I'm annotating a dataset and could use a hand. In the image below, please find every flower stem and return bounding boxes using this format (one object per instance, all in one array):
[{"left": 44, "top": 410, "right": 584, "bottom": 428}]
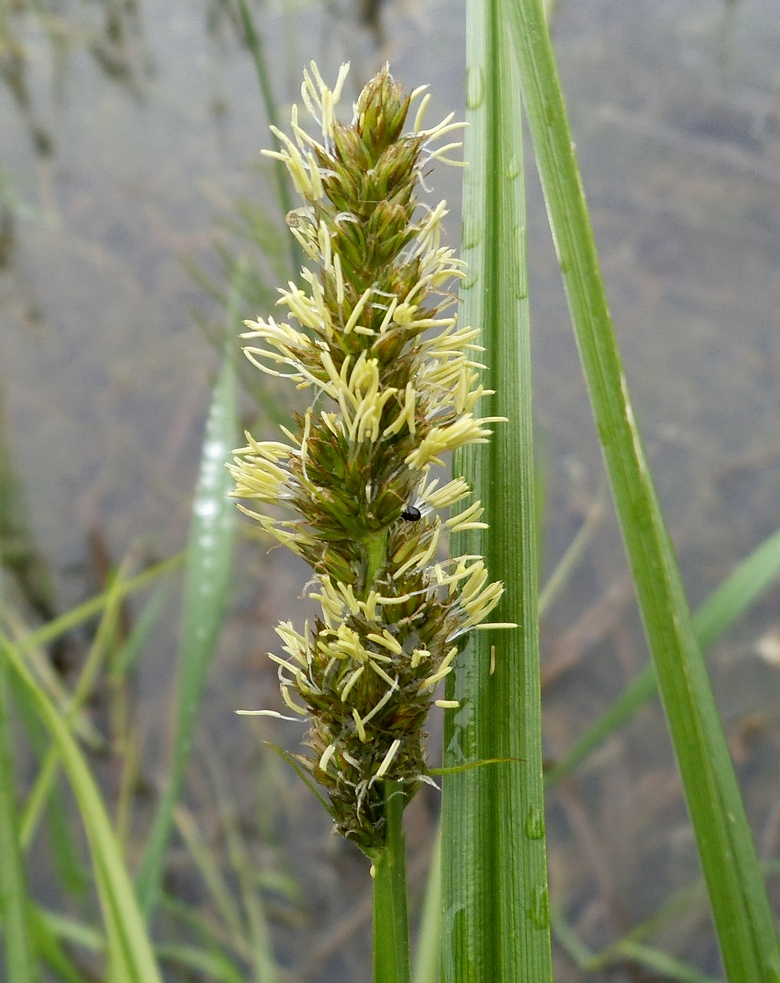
[{"left": 373, "top": 781, "right": 411, "bottom": 983}]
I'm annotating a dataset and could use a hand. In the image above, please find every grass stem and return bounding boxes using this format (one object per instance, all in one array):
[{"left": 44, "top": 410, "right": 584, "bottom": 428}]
[{"left": 373, "top": 782, "right": 411, "bottom": 983}]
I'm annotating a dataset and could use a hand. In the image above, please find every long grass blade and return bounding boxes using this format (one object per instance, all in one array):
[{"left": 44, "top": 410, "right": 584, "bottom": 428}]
[
  {"left": 441, "top": 0, "right": 552, "bottom": 978},
  {"left": 505, "top": 0, "right": 780, "bottom": 976},
  {"left": 199, "top": 737, "right": 277, "bottom": 983},
  {"left": 1, "top": 633, "right": 163, "bottom": 983},
  {"left": 5, "top": 663, "right": 89, "bottom": 896},
  {"left": 29, "top": 906, "right": 89, "bottom": 983},
  {"left": 16, "top": 553, "right": 183, "bottom": 655},
  {"left": 412, "top": 822, "right": 441, "bottom": 983},
  {"left": 20, "top": 555, "right": 134, "bottom": 848},
  {"left": 111, "top": 581, "right": 171, "bottom": 679},
  {"left": 135, "top": 325, "right": 239, "bottom": 915},
  {"left": 610, "top": 943, "right": 723, "bottom": 983},
  {"left": 0, "top": 659, "right": 39, "bottom": 983},
  {"left": 693, "top": 524, "right": 780, "bottom": 653},
  {"left": 547, "top": 523, "right": 780, "bottom": 785},
  {"left": 155, "top": 944, "right": 246, "bottom": 983},
  {"left": 175, "top": 806, "right": 247, "bottom": 947},
  {"left": 236, "top": 0, "right": 298, "bottom": 275}
]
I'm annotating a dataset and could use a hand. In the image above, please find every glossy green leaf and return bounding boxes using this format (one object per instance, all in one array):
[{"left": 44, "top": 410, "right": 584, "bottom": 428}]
[
  {"left": 16, "top": 554, "right": 183, "bottom": 656},
  {"left": 20, "top": 555, "right": 133, "bottom": 850},
  {"left": 441, "top": 0, "right": 552, "bottom": 978},
  {"left": 111, "top": 582, "right": 171, "bottom": 679},
  {"left": 0, "top": 659, "right": 39, "bottom": 983},
  {"left": 135, "top": 314, "right": 239, "bottom": 915},
  {"left": 546, "top": 524, "right": 780, "bottom": 785},
  {"left": 29, "top": 906, "right": 91, "bottom": 983},
  {"left": 1, "top": 633, "right": 163, "bottom": 983},
  {"left": 197, "top": 742, "right": 278, "bottom": 983},
  {"left": 155, "top": 944, "right": 245, "bottom": 983},
  {"left": 412, "top": 823, "right": 441, "bottom": 983},
  {"left": 505, "top": 0, "right": 780, "bottom": 977}
]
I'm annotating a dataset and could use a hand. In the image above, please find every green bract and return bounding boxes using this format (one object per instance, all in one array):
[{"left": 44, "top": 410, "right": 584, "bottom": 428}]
[{"left": 230, "top": 63, "right": 510, "bottom": 853}]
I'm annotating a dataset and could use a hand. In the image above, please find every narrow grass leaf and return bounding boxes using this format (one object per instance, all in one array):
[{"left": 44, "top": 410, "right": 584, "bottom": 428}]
[
  {"left": 547, "top": 523, "right": 780, "bottom": 785},
  {"left": 236, "top": 0, "right": 298, "bottom": 275},
  {"left": 412, "top": 822, "right": 441, "bottom": 983},
  {"left": 16, "top": 553, "right": 183, "bottom": 655},
  {"left": 8, "top": 667, "right": 89, "bottom": 895},
  {"left": 136, "top": 332, "right": 239, "bottom": 915},
  {"left": 694, "top": 523, "right": 780, "bottom": 653},
  {"left": 3, "top": 606, "right": 104, "bottom": 752},
  {"left": 43, "top": 773, "right": 90, "bottom": 896},
  {"left": 158, "top": 893, "right": 253, "bottom": 963},
  {"left": 442, "top": 0, "right": 552, "bottom": 979},
  {"left": 1, "top": 634, "right": 163, "bottom": 983},
  {"left": 155, "top": 944, "right": 246, "bottom": 983},
  {"left": 0, "top": 660, "right": 39, "bottom": 983},
  {"left": 607, "top": 943, "right": 724, "bottom": 983},
  {"left": 35, "top": 907, "right": 104, "bottom": 955},
  {"left": 20, "top": 556, "right": 133, "bottom": 849},
  {"left": 175, "top": 806, "right": 247, "bottom": 947},
  {"left": 199, "top": 738, "right": 277, "bottom": 983},
  {"left": 549, "top": 903, "right": 596, "bottom": 967},
  {"left": 29, "top": 910, "right": 89, "bottom": 983},
  {"left": 505, "top": 0, "right": 780, "bottom": 976},
  {"left": 111, "top": 582, "right": 171, "bottom": 678}
]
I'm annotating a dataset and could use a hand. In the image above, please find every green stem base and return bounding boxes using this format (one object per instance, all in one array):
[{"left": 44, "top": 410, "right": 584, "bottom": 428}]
[{"left": 373, "top": 781, "right": 411, "bottom": 983}]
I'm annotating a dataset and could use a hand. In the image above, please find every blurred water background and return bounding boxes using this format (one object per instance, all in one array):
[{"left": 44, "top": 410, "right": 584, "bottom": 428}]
[{"left": 1, "top": 0, "right": 779, "bottom": 979}]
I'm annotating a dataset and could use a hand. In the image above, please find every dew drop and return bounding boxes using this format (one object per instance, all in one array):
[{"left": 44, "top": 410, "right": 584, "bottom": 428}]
[
  {"left": 466, "top": 66, "right": 484, "bottom": 110},
  {"left": 462, "top": 219, "right": 482, "bottom": 251},
  {"left": 194, "top": 498, "right": 219, "bottom": 519},
  {"left": 524, "top": 806, "right": 545, "bottom": 840},
  {"left": 526, "top": 886, "right": 550, "bottom": 930}
]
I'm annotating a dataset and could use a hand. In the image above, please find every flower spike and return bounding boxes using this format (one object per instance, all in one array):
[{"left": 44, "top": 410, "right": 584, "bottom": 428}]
[{"left": 231, "top": 64, "right": 510, "bottom": 853}]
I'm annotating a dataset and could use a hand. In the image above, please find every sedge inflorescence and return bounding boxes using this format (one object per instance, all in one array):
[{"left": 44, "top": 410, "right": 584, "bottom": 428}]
[{"left": 231, "top": 62, "right": 509, "bottom": 853}]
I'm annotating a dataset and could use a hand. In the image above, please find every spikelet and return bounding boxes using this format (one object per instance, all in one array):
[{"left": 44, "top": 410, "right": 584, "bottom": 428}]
[{"left": 231, "top": 63, "right": 511, "bottom": 853}]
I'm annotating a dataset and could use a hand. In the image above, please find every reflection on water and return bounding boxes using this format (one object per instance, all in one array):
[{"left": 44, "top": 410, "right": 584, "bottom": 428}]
[{"left": 1, "top": 0, "right": 779, "bottom": 979}]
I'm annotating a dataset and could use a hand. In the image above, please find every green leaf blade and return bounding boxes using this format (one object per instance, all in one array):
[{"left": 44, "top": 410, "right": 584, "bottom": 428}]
[
  {"left": 505, "top": 0, "right": 780, "bottom": 978},
  {"left": 547, "top": 523, "right": 780, "bottom": 786},
  {"left": 1, "top": 636, "right": 163, "bottom": 983},
  {"left": 441, "top": 0, "right": 553, "bottom": 979},
  {"left": 0, "top": 661, "right": 40, "bottom": 983},
  {"left": 136, "top": 335, "right": 239, "bottom": 916}
]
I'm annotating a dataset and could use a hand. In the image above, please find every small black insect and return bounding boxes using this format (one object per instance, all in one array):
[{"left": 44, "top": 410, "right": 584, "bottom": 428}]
[{"left": 400, "top": 505, "right": 422, "bottom": 522}]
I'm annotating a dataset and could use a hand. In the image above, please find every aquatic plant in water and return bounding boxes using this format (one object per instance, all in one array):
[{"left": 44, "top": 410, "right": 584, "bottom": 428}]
[{"left": 230, "top": 63, "right": 510, "bottom": 855}]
